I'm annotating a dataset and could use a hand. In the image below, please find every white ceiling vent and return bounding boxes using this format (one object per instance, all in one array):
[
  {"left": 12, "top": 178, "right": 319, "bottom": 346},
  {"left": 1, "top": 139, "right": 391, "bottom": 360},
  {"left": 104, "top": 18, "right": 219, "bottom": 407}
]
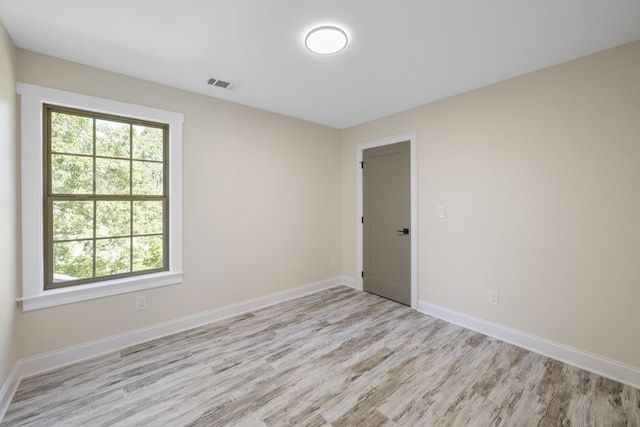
[{"left": 206, "top": 76, "right": 239, "bottom": 91}]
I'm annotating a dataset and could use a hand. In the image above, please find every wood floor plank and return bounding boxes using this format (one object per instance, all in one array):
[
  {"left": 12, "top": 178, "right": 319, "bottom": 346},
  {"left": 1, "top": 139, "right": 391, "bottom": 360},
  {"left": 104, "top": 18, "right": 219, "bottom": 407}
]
[{"left": 2, "top": 286, "right": 638, "bottom": 426}]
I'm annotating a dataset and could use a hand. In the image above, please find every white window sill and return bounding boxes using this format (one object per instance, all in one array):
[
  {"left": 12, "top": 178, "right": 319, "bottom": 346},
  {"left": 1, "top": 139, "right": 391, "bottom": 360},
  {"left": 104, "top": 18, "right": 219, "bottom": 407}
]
[{"left": 18, "top": 271, "right": 183, "bottom": 311}]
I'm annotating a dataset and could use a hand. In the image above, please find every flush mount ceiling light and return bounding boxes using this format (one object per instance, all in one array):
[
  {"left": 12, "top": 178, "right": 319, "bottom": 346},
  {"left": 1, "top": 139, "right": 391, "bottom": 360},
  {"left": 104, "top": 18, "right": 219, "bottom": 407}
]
[{"left": 305, "top": 26, "right": 348, "bottom": 55}]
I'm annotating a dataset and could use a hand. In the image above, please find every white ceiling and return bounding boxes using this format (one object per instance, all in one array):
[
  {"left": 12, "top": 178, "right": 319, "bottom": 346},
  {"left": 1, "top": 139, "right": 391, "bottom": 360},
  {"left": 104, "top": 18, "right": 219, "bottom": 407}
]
[{"left": 1, "top": 0, "right": 639, "bottom": 129}]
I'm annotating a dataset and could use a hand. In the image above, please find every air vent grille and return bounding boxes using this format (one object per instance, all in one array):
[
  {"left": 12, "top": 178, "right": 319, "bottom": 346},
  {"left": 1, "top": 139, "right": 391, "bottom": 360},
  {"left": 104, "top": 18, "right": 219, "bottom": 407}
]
[{"left": 206, "top": 76, "right": 238, "bottom": 91}]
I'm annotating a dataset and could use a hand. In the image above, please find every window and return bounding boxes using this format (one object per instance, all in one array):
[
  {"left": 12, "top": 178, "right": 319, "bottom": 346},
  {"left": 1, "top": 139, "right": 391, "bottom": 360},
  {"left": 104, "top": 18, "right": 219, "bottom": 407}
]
[
  {"left": 44, "top": 105, "right": 168, "bottom": 289},
  {"left": 18, "top": 83, "right": 183, "bottom": 311}
]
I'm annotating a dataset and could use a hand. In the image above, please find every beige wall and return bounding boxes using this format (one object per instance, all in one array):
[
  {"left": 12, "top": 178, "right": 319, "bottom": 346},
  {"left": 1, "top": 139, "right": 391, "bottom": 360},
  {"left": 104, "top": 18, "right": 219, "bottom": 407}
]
[
  {"left": 0, "top": 22, "right": 19, "bottom": 385},
  {"left": 16, "top": 50, "right": 342, "bottom": 357},
  {"left": 342, "top": 41, "right": 640, "bottom": 368}
]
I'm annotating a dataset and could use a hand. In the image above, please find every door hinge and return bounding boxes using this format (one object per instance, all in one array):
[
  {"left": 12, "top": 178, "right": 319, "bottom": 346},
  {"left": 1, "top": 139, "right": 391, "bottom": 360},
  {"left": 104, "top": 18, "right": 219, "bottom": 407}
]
[
  {"left": 361, "top": 216, "right": 364, "bottom": 224},
  {"left": 361, "top": 271, "right": 364, "bottom": 278},
  {"left": 360, "top": 161, "right": 364, "bottom": 169}
]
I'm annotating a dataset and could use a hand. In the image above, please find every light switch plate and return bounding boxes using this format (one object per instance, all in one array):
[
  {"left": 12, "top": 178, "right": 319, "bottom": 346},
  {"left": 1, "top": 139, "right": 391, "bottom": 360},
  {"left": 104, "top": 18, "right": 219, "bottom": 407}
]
[{"left": 488, "top": 291, "right": 499, "bottom": 306}]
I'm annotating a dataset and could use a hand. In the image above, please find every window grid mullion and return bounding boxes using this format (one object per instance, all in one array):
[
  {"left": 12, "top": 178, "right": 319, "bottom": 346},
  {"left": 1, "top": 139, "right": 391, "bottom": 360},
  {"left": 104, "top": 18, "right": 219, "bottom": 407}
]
[
  {"left": 92, "top": 200, "right": 97, "bottom": 279},
  {"left": 130, "top": 200, "right": 134, "bottom": 273},
  {"left": 92, "top": 118, "right": 97, "bottom": 280},
  {"left": 129, "top": 124, "right": 134, "bottom": 273}
]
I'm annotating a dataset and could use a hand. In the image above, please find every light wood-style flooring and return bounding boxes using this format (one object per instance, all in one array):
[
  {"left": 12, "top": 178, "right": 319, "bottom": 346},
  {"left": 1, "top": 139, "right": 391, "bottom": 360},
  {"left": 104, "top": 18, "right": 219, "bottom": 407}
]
[{"left": 3, "top": 286, "right": 639, "bottom": 426}]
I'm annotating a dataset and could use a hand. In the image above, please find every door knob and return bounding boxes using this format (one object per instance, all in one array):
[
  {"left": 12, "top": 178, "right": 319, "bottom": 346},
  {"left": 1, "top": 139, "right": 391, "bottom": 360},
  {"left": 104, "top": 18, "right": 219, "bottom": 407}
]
[{"left": 396, "top": 228, "right": 410, "bottom": 235}]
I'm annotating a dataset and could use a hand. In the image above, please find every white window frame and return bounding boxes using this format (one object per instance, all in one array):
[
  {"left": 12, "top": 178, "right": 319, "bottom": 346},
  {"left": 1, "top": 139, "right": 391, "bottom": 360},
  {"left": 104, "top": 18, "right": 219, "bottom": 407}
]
[{"left": 17, "top": 83, "right": 184, "bottom": 311}]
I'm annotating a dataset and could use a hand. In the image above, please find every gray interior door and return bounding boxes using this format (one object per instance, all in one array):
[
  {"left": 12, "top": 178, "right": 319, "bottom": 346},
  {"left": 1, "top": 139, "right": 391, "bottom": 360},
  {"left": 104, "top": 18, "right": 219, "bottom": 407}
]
[{"left": 363, "top": 141, "right": 411, "bottom": 305}]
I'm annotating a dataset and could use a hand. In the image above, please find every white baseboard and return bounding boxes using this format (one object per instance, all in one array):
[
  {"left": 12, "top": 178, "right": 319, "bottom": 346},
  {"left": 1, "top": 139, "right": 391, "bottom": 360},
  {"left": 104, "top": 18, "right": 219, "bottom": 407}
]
[
  {"left": 0, "top": 364, "right": 20, "bottom": 423},
  {"left": 341, "top": 276, "right": 359, "bottom": 290},
  {"left": 1, "top": 276, "right": 351, "bottom": 421},
  {"left": 418, "top": 300, "right": 640, "bottom": 390}
]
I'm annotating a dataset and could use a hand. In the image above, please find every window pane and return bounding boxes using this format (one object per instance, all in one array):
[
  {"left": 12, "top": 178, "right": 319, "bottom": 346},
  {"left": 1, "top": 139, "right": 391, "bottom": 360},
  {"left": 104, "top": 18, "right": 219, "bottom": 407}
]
[
  {"left": 51, "top": 154, "right": 93, "bottom": 194},
  {"left": 133, "top": 125, "right": 163, "bottom": 161},
  {"left": 132, "top": 161, "right": 163, "bottom": 195},
  {"left": 51, "top": 112, "right": 93, "bottom": 155},
  {"left": 96, "top": 158, "right": 130, "bottom": 195},
  {"left": 53, "top": 240, "right": 93, "bottom": 282},
  {"left": 133, "top": 201, "right": 163, "bottom": 235},
  {"left": 133, "top": 235, "right": 163, "bottom": 271},
  {"left": 96, "top": 238, "right": 131, "bottom": 276},
  {"left": 96, "top": 201, "right": 130, "bottom": 238},
  {"left": 53, "top": 201, "right": 93, "bottom": 241},
  {"left": 96, "top": 119, "right": 130, "bottom": 158}
]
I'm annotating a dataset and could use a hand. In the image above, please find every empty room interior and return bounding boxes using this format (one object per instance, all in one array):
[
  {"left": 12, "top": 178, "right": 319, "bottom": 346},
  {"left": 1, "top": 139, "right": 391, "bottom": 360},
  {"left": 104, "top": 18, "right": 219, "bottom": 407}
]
[{"left": 1, "top": 1, "right": 640, "bottom": 425}]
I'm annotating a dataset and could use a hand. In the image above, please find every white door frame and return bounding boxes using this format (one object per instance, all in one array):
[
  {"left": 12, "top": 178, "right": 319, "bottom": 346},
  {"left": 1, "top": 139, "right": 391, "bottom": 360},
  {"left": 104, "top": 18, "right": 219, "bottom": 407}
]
[{"left": 356, "top": 131, "right": 418, "bottom": 309}]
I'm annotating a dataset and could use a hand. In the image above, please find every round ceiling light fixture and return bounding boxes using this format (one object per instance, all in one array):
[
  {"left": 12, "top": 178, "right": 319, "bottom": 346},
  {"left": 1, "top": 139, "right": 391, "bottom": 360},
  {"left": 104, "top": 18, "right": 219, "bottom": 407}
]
[{"left": 305, "top": 26, "right": 348, "bottom": 55}]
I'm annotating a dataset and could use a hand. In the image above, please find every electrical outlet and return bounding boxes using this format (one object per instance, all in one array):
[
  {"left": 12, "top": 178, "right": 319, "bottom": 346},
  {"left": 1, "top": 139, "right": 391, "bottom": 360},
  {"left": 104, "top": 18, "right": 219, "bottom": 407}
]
[
  {"left": 488, "top": 291, "right": 499, "bottom": 306},
  {"left": 135, "top": 295, "right": 147, "bottom": 311},
  {"left": 330, "top": 256, "right": 336, "bottom": 268}
]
